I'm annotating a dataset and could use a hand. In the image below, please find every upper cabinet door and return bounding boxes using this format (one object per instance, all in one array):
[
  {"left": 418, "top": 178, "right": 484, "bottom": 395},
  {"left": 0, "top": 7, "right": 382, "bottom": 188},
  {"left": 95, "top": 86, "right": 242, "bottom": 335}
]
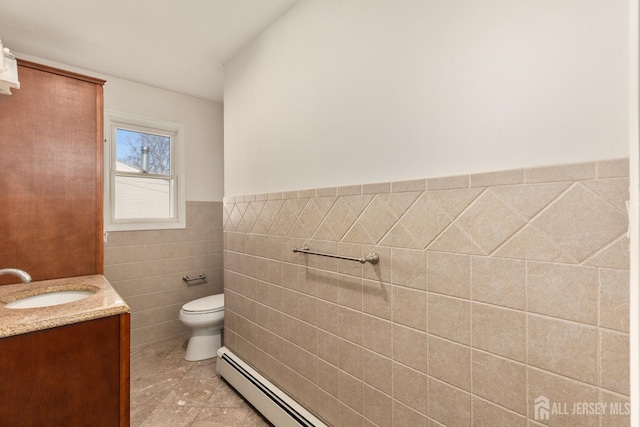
[{"left": 0, "top": 61, "right": 106, "bottom": 284}]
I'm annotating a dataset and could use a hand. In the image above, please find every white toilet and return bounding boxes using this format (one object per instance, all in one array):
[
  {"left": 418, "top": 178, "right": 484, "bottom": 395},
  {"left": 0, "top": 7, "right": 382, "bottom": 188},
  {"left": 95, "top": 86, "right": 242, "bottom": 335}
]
[{"left": 179, "top": 293, "right": 225, "bottom": 361}]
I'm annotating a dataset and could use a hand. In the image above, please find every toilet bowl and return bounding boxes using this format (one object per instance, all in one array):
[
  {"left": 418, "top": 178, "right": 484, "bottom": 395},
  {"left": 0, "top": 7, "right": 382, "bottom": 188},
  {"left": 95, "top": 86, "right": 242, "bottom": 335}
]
[{"left": 179, "top": 293, "right": 224, "bottom": 361}]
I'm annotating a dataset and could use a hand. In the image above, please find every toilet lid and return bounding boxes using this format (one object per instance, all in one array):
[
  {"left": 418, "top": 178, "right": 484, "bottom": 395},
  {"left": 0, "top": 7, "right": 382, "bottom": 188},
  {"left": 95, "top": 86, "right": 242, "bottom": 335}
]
[{"left": 182, "top": 294, "right": 224, "bottom": 313}]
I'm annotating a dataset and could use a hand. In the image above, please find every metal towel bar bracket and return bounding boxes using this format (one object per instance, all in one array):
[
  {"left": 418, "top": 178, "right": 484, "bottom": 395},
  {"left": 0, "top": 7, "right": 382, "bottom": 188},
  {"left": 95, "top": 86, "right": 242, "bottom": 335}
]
[
  {"left": 293, "top": 244, "right": 379, "bottom": 265},
  {"left": 183, "top": 273, "right": 207, "bottom": 282}
]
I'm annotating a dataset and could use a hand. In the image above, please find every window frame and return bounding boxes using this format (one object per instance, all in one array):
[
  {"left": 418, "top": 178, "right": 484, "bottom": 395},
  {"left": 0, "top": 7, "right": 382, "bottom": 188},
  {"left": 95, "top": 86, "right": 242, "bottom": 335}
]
[{"left": 104, "top": 110, "right": 186, "bottom": 231}]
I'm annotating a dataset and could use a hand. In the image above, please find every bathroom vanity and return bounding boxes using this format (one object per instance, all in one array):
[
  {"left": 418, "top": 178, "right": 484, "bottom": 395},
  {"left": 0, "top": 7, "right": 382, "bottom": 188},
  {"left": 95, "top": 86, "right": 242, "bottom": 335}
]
[
  {"left": 0, "top": 275, "right": 130, "bottom": 426},
  {"left": 0, "top": 58, "right": 127, "bottom": 425}
]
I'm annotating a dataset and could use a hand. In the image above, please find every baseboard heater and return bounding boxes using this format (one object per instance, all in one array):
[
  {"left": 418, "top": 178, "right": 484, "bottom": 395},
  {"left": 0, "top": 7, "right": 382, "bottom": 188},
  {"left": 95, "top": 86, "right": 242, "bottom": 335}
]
[{"left": 216, "top": 347, "right": 327, "bottom": 427}]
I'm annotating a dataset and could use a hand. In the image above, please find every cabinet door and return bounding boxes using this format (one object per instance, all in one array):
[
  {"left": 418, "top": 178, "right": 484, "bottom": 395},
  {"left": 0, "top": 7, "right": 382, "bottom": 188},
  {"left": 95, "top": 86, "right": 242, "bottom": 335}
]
[
  {"left": 0, "top": 315, "right": 130, "bottom": 426},
  {"left": 0, "top": 61, "right": 105, "bottom": 283}
]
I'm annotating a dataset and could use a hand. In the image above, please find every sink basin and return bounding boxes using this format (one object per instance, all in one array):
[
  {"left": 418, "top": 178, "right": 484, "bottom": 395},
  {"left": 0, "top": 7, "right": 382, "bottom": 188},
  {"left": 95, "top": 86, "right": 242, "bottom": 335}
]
[{"left": 5, "top": 290, "right": 95, "bottom": 309}]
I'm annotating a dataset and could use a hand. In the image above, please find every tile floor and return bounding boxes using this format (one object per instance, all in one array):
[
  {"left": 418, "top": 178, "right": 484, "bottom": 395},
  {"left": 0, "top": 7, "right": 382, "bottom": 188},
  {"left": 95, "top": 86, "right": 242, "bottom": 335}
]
[{"left": 130, "top": 336, "right": 272, "bottom": 427}]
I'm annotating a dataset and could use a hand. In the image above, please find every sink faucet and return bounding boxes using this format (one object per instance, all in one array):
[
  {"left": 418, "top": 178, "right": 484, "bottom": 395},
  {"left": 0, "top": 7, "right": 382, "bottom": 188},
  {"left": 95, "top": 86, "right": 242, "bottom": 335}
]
[{"left": 0, "top": 268, "right": 32, "bottom": 283}]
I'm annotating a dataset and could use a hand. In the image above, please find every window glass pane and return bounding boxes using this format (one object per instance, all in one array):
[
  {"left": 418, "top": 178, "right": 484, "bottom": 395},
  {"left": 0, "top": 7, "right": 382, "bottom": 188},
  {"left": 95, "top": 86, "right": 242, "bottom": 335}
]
[
  {"left": 114, "top": 175, "right": 173, "bottom": 219},
  {"left": 115, "top": 128, "right": 171, "bottom": 175}
]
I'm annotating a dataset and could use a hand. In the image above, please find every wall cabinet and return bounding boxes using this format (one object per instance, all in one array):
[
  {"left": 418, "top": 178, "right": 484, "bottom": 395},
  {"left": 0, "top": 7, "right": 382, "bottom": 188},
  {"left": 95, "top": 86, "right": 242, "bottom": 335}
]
[{"left": 0, "top": 60, "right": 105, "bottom": 284}]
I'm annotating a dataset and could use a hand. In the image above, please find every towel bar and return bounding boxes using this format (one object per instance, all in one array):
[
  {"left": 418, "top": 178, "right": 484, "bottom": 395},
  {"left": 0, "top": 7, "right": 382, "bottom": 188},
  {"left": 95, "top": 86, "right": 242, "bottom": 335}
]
[
  {"left": 183, "top": 273, "right": 207, "bottom": 282},
  {"left": 293, "top": 244, "right": 379, "bottom": 265}
]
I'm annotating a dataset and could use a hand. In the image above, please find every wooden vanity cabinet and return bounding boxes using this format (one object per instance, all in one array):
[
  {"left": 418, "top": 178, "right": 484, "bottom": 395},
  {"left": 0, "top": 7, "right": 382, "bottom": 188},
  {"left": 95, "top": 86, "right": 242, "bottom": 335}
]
[
  {"left": 0, "top": 60, "right": 106, "bottom": 285},
  {"left": 0, "top": 313, "right": 130, "bottom": 426}
]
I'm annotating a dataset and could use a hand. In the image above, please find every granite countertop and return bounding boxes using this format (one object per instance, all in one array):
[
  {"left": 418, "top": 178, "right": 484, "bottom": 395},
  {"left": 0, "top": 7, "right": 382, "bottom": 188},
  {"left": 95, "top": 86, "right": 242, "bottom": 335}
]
[{"left": 0, "top": 274, "right": 130, "bottom": 338}]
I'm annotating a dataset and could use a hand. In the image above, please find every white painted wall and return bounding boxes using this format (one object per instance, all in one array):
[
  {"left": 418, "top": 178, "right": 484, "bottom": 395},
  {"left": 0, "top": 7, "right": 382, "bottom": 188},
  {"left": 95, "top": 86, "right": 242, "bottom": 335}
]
[
  {"left": 224, "top": 0, "right": 630, "bottom": 197},
  {"left": 15, "top": 52, "right": 224, "bottom": 202}
]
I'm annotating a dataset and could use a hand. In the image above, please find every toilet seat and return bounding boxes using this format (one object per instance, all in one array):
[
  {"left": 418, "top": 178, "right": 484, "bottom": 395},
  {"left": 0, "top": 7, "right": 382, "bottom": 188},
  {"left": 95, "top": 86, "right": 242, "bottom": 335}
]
[{"left": 181, "top": 294, "right": 224, "bottom": 314}]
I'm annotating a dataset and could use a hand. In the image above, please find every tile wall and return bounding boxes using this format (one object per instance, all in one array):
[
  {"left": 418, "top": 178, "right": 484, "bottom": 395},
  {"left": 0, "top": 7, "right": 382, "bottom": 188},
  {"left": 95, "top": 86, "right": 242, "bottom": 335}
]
[
  {"left": 223, "top": 159, "right": 630, "bottom": 427},
  {"left": 104, "top": 201, "right": 224, "bottom": 349}
]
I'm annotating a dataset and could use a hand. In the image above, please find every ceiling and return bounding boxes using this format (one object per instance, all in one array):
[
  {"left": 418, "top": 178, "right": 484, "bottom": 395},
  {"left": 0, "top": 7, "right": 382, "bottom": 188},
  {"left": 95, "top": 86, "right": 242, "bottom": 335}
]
[{"left": 0, "top": 0, "right": 299, "bottom": 103}]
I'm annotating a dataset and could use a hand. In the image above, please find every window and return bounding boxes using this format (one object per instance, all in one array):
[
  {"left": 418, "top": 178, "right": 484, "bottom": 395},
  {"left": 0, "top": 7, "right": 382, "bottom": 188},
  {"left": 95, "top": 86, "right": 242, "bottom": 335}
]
[{"left": 105, "top": 111, "right": 185, "bottom": 231}]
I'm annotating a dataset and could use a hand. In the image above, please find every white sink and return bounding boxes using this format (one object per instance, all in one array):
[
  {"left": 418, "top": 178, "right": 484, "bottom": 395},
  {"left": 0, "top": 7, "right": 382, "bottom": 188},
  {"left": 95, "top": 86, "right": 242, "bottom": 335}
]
[{"left": 5, "top": 290, "right": 95, "bottom": 309}]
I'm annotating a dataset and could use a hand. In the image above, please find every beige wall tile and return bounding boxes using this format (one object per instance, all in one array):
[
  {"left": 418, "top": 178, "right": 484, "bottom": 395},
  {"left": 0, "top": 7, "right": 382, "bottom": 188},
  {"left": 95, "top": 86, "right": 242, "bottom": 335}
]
[
  {"left": 392, "top": 286, "right": 426, "bottom": 330},
  {"left": 471, "top": 256, "right": 525, "bottom": 309},
  {"left": 363, "top": 182, "right": 390, "bottom": 194},
  {"left": 428, "top": 377, "right": 471, "bottom": 427},
  {"left": 339, "top": 403, "right": 364, "bottom": 426},
  {"left": 391, "top": 248, "right": 426, "bottom": 290},
  {"left": 317, "top": 389, "right": 339, "bottom": 426},
  {"left": 363, "top": 349, "right": 392, "bottom": 395},
  {"left": 492, "top": 176, "right": 575, "bottom": 223},
  {"left": 363, "top": 245, "right": 392, "bottom": 283},
  {"left": 391, "top": 178, "right": 426, "bottom": 193},
  {"left": 527, "top": 315, "right": 597, "bottom": 385},
  {"left": 585, "top": 236, "right": 630, "bottom": 270},
  {"left": 282, "top": 263, "right": 300, "bottom": 291},
  {"left": 338, "top": 185, "right": 362, "bottom": 196},
  {"left": 338, "top": 371, "right": 364, "bottom": 414},
  {"left": 299, "top": 321, "right": 317, "bottom": 354},
  {"left": 597, "top": 158, "right": 629, "bottom": 179},
  {"left": 470, "top": 168, "right": 524, "bottom": 187},
  {"left": 494, "top": 225, "right": 574, "bottom": 263},
  {"left": 600, "top": 269, "right": 630, "bottom": 332},
  {"left": 222, "top": 159, "right": 629, "bottom": 427},
  {"left": 337, "top": 273, "right": 363, "bottom": 310},
  {"left": 472, "top": 350, "right": 526, "bottom": 414},
  {"left": 392, "top": 363, "right": 427, "bottom": 414},
  {"left": 393, "top": 324, "right": 427, "bottom": 372},
  {"left": 298, "top": 377, "right": 319, "bottom": 415},
  {"left": 600, "top": 329, "right": 630, "bottom": 396},
  {"left": 282, "top": 190, "right": 298, "bottom": 199},
  {"left": 317, "top": 359, "right": 338, "bottom": 396},
  {"left": 362, "top": 279, "right": 391, "bottom": 320},
  {"left": 339, "top": 338, "right": 363, "bottom": 380},
  {"left": 363, "top": 385, "right": 392, "bottom": 427},
  {"left": 103, "top": 246, "right": 124, "bottom": 265},
  {"left": 455, "top": 189, "right": 527, "bottom": 254},
  {"left": 381, "top": 193, "right": 451, "bottom": 250},
  {"left": 583, "top": 178, "right": 629, "bottom": 213},
  {"left": 427, "top": 251, "right": 470, "bottom": 298},
  {"left": 317, "top": 299, "right": 339, "bottom": 335},
  {"left": 298, "top": 293, "right": 318, "bottom": 325},
  {"left": 600, "top": 390, "right": 631, "bottom": 427},
  {"left": 298, "top": 349, "right": 318, "bottom": 383},
  {"left": 527, "top": 367, "right": 598, "bottom": 427},
  {"left": 428, "top": 293, "right": 470, "bottom": 345},
  {"left": 527, "top": 262, "right": 598, "bottom": 325},
  {"left": 345, "top": 192, "right": 419, "bottom": 244},
  {"left": 337, "top": 243, "right": 365, "bottom": 277},
  {"left": 427, "top": 174, "right": 469, "bottom": 190},
  {"left": 112, "top": 202, "right": 223, "bottom": 348},
  {"left": 316, "top": 270, "right": 338, "bottom": 302},
  {"left": 317, "top": 329, "right": 340, "bottom": 367},
  {"left": 525, "top": 161, "right": 596, "bottom": 183},
  {"left": 428, "top": 188, "right": 483, "bottom": 219},
  {"left": 362, "top": 314, "right": 392, "bottom": 357},
  {"left": 427, "top": 335, "right": 471, "bottom": 391},
  {"left": 338, "top": 306, "right": 363, "bottom": 345},
  {"left": 314, "top": 195, "right": 373, "bottom": 241},
  {"left": 281, "top": 288, "right": 299, "bottom": 318},
  {"left": 471, "top": 397, "right": 527, "bottom": 427},
  {"left": 531, "top": 184, "right": 627, "bottom": 262},
  {"left": 393, "top": 400, "right": 427, "bottom": 427},
  {"left": 471, "top": 302, "right": 525, "bottom": 362}
]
